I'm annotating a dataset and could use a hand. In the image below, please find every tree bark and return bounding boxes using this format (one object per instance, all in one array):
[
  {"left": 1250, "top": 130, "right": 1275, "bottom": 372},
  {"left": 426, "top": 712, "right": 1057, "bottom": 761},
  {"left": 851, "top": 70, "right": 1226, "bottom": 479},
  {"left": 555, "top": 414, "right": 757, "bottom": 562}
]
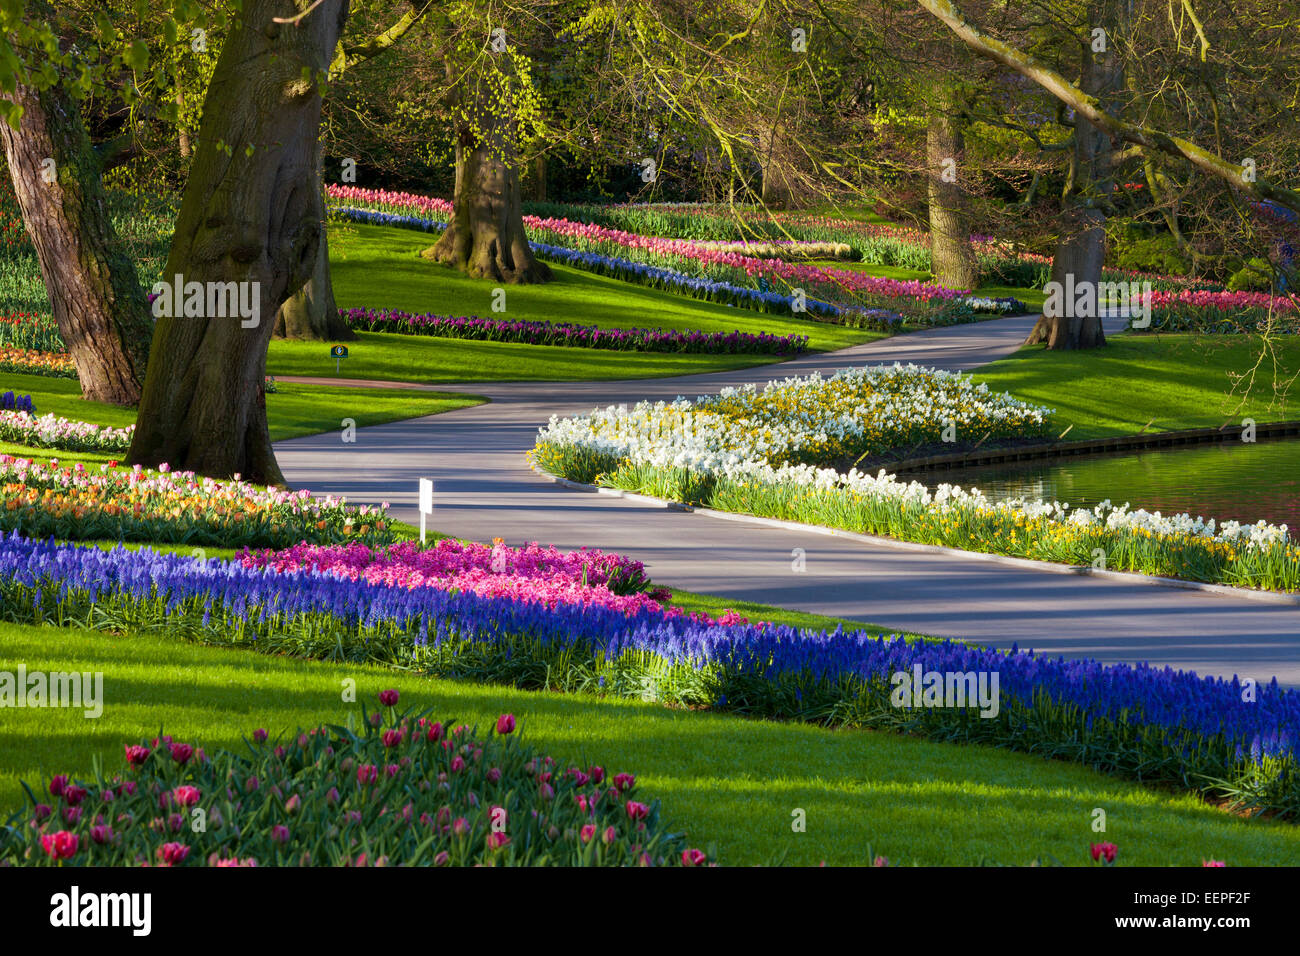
[
  {"left": 128, "top": 0, "right": 350, "bottom": 484},
  {"left": 272, "top": 143, "right": 355, "bottom": 341},
  {"left": 425, "top": 56, "right": 551, "bottom": 284},
  {"left": 926, "top": 87, "right": 978, "bottom": 291},
  {"left": 0, "top": 82, "right": 152, "bottom": 405},
  {"left": 1024, "top": 2, "right": 1121, "bottom": 350}
]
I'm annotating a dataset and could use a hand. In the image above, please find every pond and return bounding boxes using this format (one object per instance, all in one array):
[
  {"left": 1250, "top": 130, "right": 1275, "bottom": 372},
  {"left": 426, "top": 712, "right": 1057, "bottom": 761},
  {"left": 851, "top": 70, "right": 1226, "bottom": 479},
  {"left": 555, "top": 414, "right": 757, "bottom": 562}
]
[{"left": 914, "top": 436, "right": 1300, "bottom": 530}]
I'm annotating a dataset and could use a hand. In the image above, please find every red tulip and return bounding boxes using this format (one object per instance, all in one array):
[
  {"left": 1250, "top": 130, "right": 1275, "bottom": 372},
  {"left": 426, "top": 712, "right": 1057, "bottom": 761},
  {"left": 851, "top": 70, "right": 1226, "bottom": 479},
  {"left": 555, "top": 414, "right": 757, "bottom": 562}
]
[
  {"left": 495, "top": 713, "right": 516, "bottom": 735},
  {"left": 157, "top": 842, "right": 190, "bottom": 866},
  {"left": 40, "top": 830, "right": 78, "bottom": 860},
  {"left": 1090, "top": 842, "right": 1118, "bottom": 864}
]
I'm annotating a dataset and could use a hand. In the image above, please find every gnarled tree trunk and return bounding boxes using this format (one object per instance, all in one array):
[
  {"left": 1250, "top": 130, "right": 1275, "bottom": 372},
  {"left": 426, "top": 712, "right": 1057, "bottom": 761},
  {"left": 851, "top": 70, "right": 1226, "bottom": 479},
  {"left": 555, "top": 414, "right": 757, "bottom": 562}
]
[
  {"left": 424, "top": 55, "right": 550, "bottom": 284},
  {"left": 0, "top": 82, "right": 152, "bottom": 405},
  {"left": 273, "top": 143, "right": 355, "bottom": 341},
  {"left": 128, "top": 0, "right": 350, "bottom": 483},
  {"left": 926, "top": 87, "right": 978, "bottom": 291}
]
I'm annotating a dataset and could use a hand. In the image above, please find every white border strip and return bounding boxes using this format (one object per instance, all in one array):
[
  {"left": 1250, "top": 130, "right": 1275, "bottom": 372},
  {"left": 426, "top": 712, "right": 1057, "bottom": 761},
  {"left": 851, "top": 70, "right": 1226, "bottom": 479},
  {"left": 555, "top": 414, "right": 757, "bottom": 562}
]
[{"left": 530, "top": 464, "right": 1300, "bottom": 607}]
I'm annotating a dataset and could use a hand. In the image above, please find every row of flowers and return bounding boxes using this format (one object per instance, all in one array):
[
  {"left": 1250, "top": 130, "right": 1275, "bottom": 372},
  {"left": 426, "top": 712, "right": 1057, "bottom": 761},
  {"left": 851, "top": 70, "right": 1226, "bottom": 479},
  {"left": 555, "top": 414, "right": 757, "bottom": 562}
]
[
  {"left": 326, "top": 186, "right": 1019, "bottom": 326},
  {"left": 0, "top": 346, "right": 76, "bottom": 379},
  {"left": 535, "top": 363, "right": 1054, "bottom": 473},
  {"left": 0, "top": 312, "right": 63, "bottom": 353},
  {"left": 238, "top": 538, "right": 753, "bottom": 626},
  {"left": 531, "top": 363, "right": 1298, "bottom": 592},
  {"left": 590, "top": 199, "right": 1229, "bottom": 294},
  {"left": 0, "top": 409, "right": 134, "bottom": 453},
  {"left": 2, "top": 532, "right": 1296, "bottom": 816},
  {"left": 2, "top": 698, "right": 710, "bottom": 867},
  {"left": 0, "top": 455, "right": 393, "bottom": 548},
  {"left": 0, "top": 390, "right": 34, "bottom": 414},
  {"left": 341, "top": 307, "right": 810, "bottom": 355}
]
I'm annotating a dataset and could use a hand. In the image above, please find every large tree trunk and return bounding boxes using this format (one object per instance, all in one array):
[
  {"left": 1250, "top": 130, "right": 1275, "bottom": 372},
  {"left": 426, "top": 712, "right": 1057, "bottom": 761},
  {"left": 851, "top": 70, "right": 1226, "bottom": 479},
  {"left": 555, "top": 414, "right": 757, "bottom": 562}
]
[
  {"left": 0, "top": 83, "right": 152, "bottom": 405},
  {"left": 273, "top": 143, "right": 355, "bottom": 341},
  {"left": 1025, "top": 1, "right": 1121, "bottom": 350},
  {"left": 425, "top": 58, "right": 550, "bottom": 284},
  {"left": 128, "top": 0, "right": 350, "bottom": 483},
  {"left": 757, "top": 126, "right": 792, "bottom": 209},
  {"left": 926, "top": 87, "right": 978, "bottom": 291}
]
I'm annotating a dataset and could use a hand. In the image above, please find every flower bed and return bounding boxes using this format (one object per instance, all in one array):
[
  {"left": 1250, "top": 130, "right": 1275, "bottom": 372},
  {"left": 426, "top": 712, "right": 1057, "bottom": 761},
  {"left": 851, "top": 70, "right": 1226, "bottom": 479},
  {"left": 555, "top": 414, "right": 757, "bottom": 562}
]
[
  {"left": 239, "top": 539, "right": 756, "bottom": 626},
  {"left": 0, "top": 347, "right": 76, "bottom": 379},
  {"left": 3, "top": 532, "right": 1297, "bottom": 816},
  {"left": 531, "top": 364, "right": 1300, "bottom": 592},
  {"left": 327, "top": 187, "right": 998, "bottom": 326},
  {"left": 0, "top": 410, "right": 132, "bottom": 453},
  {"left": 1130, "top": 289, "right": 1298, "bottom": 334},
  {"left": 341, "top": 307, "right": 810, "bottom": 355},
  {"left": 0, "top": 455, "right": 393, "bottom": 548},
  {"left": 0, "top": 312, "right": 63, "bottom": 352},
  {"left": 535, "top": 363, "right": 1053, "bottom": 473},
  {"left": 1, "top": 696, "right": 709, "bottom": 867}
]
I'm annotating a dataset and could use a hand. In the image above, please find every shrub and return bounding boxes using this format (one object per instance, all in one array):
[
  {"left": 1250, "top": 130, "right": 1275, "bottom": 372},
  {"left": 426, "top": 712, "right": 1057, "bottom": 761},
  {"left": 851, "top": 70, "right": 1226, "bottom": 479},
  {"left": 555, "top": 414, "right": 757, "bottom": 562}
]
[
  {"left": 1114, "top": 234, "right": 1192, "bottom": 277},
  {"left": 1227, "top": 258, "right": 1274, "bottom": 293}
]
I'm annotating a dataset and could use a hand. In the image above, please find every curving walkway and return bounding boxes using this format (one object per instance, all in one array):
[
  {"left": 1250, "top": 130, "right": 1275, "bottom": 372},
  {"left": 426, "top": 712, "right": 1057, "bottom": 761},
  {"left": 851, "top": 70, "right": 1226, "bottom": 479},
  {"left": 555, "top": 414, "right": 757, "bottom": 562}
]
[{"left": 274, "top": 314, "right": 1300, "bottom": 686}]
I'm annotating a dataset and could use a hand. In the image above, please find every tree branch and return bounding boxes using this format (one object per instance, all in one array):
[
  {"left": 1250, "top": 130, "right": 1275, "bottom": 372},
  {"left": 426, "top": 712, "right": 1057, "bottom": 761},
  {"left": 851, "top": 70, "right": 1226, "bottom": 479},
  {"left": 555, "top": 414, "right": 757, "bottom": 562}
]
[{"left": 914, "top": 0, "right": 1300, "bottom": 215}]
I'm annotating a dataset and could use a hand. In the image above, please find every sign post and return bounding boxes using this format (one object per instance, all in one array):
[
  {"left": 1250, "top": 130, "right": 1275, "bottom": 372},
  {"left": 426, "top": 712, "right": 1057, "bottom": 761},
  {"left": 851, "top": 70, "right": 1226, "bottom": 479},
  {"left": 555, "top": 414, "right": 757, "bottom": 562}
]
[
  {"left": 418, "top": 478, "right": 433, "bottom": 545},
  {"left": 330, "top": 344, "right": 349, "bottom": 374}
]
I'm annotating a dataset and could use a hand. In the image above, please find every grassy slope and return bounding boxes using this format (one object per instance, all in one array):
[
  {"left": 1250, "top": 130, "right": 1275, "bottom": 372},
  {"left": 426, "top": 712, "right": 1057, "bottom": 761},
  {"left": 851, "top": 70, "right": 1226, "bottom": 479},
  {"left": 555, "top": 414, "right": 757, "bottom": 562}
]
[
  {"left": 973, "top": 334, "right": 1300, "bottom": 438},
  {"left": 264, "top": 224, "right": 883, "bottom": 385},
  {"left": 3, "top": 620, "right": 1294, "bottom": 866},
  {"left": 2, "top": 371, "right": 483, "bottom": 442}
]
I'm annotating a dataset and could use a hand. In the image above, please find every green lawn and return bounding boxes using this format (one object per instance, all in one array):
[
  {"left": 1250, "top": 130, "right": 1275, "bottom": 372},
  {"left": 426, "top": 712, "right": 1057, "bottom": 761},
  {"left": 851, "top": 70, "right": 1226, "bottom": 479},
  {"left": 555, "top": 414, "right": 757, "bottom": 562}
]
[
  {"left": 267, "top": 223, "right": 883, "bottom": 385},
  {"left": 974, "top": 333, "right": 1300, "bottom": 438},
  {"left": 4, "top": 371, "right": 483, "bottom": 441},
  {"left": 2, "top": 619, "right": 1294, "bottom": 866}
]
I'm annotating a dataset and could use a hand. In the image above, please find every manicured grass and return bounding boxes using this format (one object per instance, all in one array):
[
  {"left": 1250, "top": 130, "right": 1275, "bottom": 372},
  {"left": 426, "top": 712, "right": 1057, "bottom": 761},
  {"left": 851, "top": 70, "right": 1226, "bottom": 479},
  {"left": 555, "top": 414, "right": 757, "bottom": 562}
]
[
  {"left": 268, "top": 223, "right": 883, "bottom": 385},
  {"left": 0, "top": 371, "right": 484, "bottom": 441},
  {"left": 666, "top": 585, "right": 936, "bottom": 640},
  {"left": 973, "top": 334, "right": 1300, "bottom": 438},
  {"left": 2, "top": 619, "right": 1295, "bottom": 866}
]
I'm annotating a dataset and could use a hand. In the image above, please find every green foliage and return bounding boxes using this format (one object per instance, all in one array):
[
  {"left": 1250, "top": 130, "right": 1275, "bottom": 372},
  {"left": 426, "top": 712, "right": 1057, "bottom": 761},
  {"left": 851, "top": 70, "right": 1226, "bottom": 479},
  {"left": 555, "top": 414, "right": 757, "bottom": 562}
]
[
  {"left": 1113, "top": 233, "right": 1192, "bottom": 277},
  {"left": 1227, "top": 258, "right": 1274, "bottom": 293}
]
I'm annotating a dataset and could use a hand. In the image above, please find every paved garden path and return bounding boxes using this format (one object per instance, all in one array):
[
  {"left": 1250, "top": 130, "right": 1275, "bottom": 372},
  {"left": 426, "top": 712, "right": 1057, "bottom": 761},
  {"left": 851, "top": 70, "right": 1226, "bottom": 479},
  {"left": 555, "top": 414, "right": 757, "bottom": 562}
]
[{"left": 275, "top": 315, "right": 1300, "bottom": 686}]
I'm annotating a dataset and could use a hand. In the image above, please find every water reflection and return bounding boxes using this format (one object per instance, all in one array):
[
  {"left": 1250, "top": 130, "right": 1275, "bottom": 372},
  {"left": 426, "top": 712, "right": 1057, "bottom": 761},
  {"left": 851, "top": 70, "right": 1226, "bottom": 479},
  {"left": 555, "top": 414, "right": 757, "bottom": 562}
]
[{"left": 915, "top": 437, "right": 1300, "bottom": 529}]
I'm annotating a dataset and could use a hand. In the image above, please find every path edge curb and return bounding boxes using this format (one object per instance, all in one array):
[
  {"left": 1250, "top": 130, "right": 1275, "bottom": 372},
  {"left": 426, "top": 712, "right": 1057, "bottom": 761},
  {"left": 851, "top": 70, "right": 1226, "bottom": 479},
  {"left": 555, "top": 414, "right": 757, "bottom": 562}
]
[{"left": 529, "top": 464, "right": 1300, "bottom": 607}]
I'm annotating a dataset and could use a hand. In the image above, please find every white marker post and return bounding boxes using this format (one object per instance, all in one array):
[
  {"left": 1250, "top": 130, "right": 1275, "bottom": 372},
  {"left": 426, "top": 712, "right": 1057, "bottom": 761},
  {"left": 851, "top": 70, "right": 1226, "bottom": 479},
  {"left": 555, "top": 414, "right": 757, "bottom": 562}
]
[{"left": 418, "top": 478, "right": 434, "bottom": 545}]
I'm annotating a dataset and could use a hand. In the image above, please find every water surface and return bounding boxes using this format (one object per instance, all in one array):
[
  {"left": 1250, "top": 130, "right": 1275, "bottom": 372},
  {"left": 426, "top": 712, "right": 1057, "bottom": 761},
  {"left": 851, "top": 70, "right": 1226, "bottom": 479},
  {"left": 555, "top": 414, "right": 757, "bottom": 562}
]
[{"left": 916, "top": 436, "right": 1300, "bottom": 530}]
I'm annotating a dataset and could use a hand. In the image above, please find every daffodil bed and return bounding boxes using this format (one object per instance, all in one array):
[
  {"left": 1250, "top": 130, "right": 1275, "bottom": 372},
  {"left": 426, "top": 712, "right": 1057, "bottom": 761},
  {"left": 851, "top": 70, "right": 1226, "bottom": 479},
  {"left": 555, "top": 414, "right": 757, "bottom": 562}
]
[
  {"left": 531, "top": 363, "right": 1300, "bottom": 592},
  {"left": 0, "top": 455, "right": 393, "bottom": 549}
]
